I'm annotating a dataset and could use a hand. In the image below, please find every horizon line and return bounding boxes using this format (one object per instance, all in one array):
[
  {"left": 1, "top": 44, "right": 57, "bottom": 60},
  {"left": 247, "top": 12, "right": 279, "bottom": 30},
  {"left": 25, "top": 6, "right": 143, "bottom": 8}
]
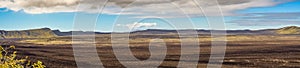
[{"left": 1, "top": 25, "right": 299, "bottom": 32}]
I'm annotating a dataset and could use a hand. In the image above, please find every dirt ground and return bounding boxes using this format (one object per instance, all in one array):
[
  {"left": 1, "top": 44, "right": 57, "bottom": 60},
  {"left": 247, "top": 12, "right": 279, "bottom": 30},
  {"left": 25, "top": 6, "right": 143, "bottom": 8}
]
[{"left": 3, "top": 35, "right": 300, "bottom": 68}]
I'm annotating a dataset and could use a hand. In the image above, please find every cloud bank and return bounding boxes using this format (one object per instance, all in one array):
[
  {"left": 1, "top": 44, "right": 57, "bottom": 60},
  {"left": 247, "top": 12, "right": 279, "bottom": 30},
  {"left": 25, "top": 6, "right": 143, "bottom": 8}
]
[
  {"left": 117, "top": 22, "right": 157, "bottom": 29},
  {"left": 0, "top": 0, "right": 293, "bottom": 18},
  {"left": 228, "top": 12, "right": 300, "bottom": 26}
]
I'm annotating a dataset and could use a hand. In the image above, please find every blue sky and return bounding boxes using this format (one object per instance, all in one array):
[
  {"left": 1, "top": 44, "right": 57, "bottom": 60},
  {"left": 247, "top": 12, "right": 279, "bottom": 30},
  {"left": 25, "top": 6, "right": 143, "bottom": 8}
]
[{"left": 0, "top": 0, "right": 300, "bottom": 32}]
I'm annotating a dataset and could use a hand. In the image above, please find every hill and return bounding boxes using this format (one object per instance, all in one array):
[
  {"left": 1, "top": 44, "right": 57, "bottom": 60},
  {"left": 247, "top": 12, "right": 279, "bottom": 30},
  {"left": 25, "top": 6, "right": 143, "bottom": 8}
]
[
  {"left": 52, "top": 26, "right": 300, "bottom": 36},
  {"left": 131, "top": 26, "right": 300, "bottom": 35},
  {"left": 129, "top": 29, "right": 277, "bottom": 35},
  {"left": 1, "top": 26, "right": 299, "bottom": 38},
  {"left": 0, "top": 28, "right": 56, "bottom": 38},
  {"left": 276, "top": 26, "right": 300, "bottom": 34},
  {"left": 52, "top": 30, "right": 109, "bottom": 36}
]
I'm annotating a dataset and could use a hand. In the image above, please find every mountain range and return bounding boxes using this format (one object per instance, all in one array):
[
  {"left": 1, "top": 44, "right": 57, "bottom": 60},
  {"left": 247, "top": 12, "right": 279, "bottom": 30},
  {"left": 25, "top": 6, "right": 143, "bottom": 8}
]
[
  {"left": 0, "top": 28, "right": 56, "bottom": 38},
  {"left": 0, "top": 26, "right": 299, "bottom": 38}
]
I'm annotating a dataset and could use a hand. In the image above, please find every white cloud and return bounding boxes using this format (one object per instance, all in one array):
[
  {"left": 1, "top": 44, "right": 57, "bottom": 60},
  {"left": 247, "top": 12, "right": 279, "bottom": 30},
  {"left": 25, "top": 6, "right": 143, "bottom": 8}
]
[
  {"left": 117, "top": 22, "right": 157, "bottom": 29},
  {"left": 0, "top": 0, "right": 80, "bottom": 14},
  {"left": 0, "top": 0, "right": 293, "bottom": 18}
]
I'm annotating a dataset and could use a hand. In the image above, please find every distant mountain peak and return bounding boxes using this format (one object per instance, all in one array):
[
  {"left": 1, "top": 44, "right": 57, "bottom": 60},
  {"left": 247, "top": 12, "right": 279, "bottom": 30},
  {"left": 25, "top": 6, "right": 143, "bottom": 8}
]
[{"left": 41, "top": 27, "right": 51, "bottom": 30}]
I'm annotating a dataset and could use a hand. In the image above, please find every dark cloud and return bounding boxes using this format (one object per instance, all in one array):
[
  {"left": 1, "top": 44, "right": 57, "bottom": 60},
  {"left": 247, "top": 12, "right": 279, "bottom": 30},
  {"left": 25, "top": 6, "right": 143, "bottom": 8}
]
[
  {"left": 23, "top": 0, "right": 80, "bottom": 8},
  {"left": 217, "top": 0, "right": 251, "bottom": 5}
]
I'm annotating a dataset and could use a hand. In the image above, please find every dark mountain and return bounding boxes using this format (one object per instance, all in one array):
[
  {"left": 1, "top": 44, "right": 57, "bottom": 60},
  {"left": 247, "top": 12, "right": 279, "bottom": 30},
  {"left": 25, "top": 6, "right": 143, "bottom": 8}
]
[
  {"left": 0, "top": 28, "right": 56, "bottom": 38},
  {"left": 51, "top": 26, "right": 300, "bottom": 36},
  {"left": 52, "top": 30, "right": 72, "bottom": 36},
  {"left": 52, "top": 30, "right": 110, "bottom": 36},
  {"left": 130, "top": 29, "right": 277, "bottom": 35}
]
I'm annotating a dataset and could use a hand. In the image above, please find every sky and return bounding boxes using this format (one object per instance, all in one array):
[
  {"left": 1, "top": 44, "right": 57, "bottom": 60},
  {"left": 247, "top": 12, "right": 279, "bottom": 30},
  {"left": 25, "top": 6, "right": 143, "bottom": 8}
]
[{"left": 0, "top": 0, "right": 300, "bottom": 32}]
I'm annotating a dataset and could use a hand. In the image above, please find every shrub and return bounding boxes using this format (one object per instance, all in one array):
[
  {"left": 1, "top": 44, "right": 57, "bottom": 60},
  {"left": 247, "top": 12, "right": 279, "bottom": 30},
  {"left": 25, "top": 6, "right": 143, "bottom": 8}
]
[{"left": 0, "top": 45, "right": 45, "bottom": 68}]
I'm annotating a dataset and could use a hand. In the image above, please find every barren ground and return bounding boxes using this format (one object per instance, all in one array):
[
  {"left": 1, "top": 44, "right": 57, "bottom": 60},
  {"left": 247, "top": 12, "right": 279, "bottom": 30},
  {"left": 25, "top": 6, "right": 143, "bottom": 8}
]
[{"left": 1, "top": 34, "right": 300, "bottom": 68}]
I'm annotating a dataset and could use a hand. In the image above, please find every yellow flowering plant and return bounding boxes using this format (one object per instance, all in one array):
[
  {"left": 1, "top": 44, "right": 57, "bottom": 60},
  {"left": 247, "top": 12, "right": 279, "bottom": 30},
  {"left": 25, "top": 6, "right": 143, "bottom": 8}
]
[{"left": 0, "top": 45, "right": 45, "bottom": 68}]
